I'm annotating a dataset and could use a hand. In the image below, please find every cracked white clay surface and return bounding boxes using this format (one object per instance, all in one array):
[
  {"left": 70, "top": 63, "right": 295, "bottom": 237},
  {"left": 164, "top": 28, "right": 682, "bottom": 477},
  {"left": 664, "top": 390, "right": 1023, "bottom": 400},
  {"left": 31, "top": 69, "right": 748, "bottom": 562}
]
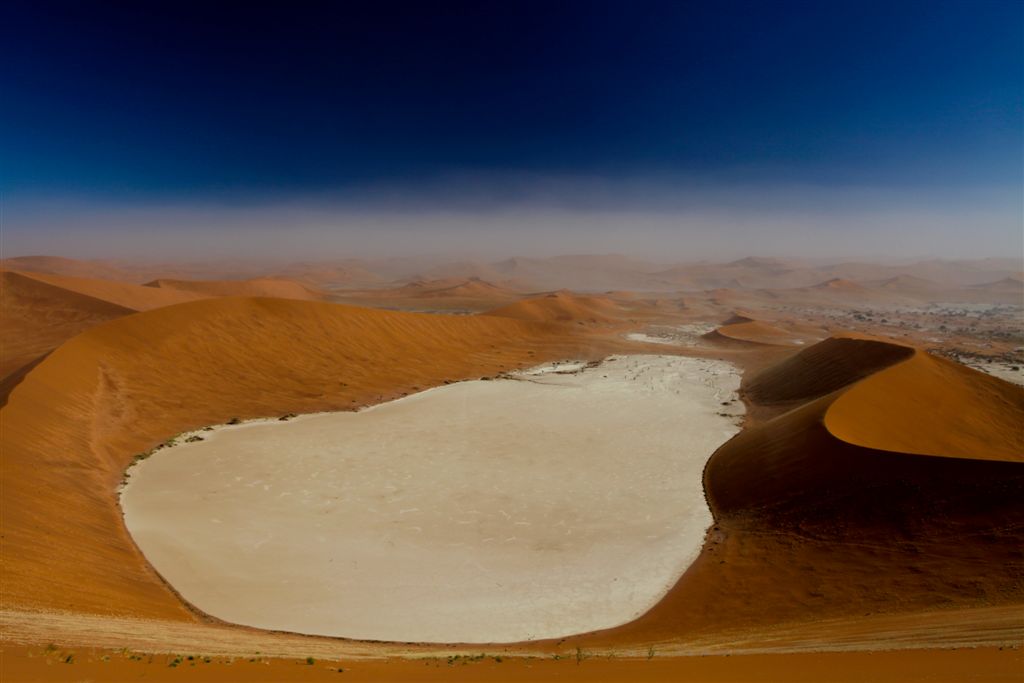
[{"left": 121, "top": 355, "right": 742, "bottom": 643}]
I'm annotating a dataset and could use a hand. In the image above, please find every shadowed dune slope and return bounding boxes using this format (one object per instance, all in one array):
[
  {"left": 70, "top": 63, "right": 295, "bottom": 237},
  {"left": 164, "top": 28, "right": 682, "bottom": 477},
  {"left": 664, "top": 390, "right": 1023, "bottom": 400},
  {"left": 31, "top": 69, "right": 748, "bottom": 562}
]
[
  {"left": 745, "top": 337, "right": 914, "bottom": 405},
  {"left": 583, "top": 337, "right": 1023, "bottom": 646},
  {"left": 484, "top": 291, "right": 624, "bottom": 323},
  {"left": 0, "top": 271, "right": 135, "bottom": 378},
  {"left": 145, "top": 277, "right": 324, "bottom": 300},
  {"left": 0, "top": 297, "right": 607, "bottom": 619},
  {"left": 710, "top": 338, "right": 1023, "bottom": 517}
]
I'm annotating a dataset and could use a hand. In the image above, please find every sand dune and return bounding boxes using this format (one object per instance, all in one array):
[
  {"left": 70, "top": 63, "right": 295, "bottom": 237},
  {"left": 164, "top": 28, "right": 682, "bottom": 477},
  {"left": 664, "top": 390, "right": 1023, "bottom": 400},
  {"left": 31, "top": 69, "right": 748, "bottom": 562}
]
[
  {"left": 705, "top": 318, "right": 814, "bottom": 346},
  {"left": 10, "top": 270, "right": 208, "bottom": 310},
  {"left": 577, "top": 336, "right": 1024, "bottom": 648},
  {"left": 145, "top": 277, "right": 325, "bottom": 300},
  {"left": 0, "top": 297, "right": 611, "bottom": 620},
  {"left": 0, "top": 271, "right": 135, "bottom": 378},
  {"left": 484, "top": 290, "right": 625, "bottom": 323},
  {"left": 0, "top": 255, "right": 133, "bottom": 281},
  {"left": 372, "top": 276, "right": 519, "bottom": 300},
  {"left": 744, "top": 336, "right": 915, "bottom": 404}
]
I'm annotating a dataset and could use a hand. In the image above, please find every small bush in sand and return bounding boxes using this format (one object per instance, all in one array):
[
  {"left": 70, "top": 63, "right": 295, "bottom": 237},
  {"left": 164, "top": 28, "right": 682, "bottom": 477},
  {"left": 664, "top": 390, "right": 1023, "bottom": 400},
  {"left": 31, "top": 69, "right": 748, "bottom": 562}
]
[
  {"left": 185, "top": 435, "right": 204, "bottom": 443},
  {"left": 227, "top": 417, "right": 242, "bottom": 425},
  {"left": 306, "top": 656, "right": 315, "bottom": 665},
  {"left": 279, "top": 413, "right": 297, "bottom": 421}
]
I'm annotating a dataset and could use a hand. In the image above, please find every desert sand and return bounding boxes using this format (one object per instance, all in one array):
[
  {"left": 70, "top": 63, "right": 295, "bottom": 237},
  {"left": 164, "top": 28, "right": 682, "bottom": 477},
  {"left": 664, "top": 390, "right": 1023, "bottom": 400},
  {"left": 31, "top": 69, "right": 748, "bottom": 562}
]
[
  {"left": 2, "top": 255, "right": 1022, "bottom": 682},
  {"left": 121, "top": 356, "right": 742, "bottom": 642}
]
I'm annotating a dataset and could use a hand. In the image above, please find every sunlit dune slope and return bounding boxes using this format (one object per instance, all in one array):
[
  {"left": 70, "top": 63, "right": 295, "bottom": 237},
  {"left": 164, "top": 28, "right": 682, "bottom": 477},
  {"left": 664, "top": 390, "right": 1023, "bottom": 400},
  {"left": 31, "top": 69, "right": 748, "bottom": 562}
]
[
  {"left": 145, "top": 277, "right": 324, "bottom": 300},
  {"left": 745, "top": 336, "right": 914, "bottom": 404},
  {"left": 0, "top": 255, "right": 131, "bottom": 281},
  {"left": 0, "top": 271, "right": 134, "bottom": 378},
  {"left": 704, "top": 317, "right": 815, "bottom": 346},
  {"left": 484, "top": 290, "right": 624, "bottom": 323},
  {"left": 581, "top": 336, "right": 1024, "bottom": 646},
  {"left": 11, "top": 270, "right": 208, "bottom": 311},
  {"left": 0, "top": 297, "right": 605, "bottom": 619},
  {"left": 709, "top": 337, "right": 1023, "bottom": 515}
]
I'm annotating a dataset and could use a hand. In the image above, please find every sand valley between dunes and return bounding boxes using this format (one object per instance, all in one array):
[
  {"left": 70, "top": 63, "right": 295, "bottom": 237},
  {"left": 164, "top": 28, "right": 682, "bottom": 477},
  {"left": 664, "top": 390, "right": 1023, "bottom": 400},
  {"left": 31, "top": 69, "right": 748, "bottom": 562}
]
[{"left": 119, "top": 355, "right": 742, "bottom": 644}]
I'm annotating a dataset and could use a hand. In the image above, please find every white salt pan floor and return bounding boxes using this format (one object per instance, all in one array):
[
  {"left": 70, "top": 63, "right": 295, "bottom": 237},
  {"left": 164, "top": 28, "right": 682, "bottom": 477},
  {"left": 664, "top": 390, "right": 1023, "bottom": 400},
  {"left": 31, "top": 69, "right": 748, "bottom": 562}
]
[{"left": 120, "top": 355, "right": 742, "bottom": 643}]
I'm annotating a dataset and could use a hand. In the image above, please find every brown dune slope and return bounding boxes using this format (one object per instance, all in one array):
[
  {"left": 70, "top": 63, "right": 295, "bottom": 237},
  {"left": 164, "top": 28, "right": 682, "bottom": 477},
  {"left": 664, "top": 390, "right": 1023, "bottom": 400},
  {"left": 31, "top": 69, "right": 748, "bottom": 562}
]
[
  {"left": 744, "top": 336, "right": 914, "bottom": 405},
  {"left": 577, "top": 337, "right": 1023, "bottom": 646},
  {"left": 705, "top": 317, "right": 818, "bottom": 347},
  {"left": 484, "top": 290, "right": 624, "bottom": 323},
  {"left": 0, "top": 271, "right": 135, "bottom": 378},
  {"left": 0, "top": 255, "right": 132, "bottom": 281},
  {"left": 145, "top": 277, "right": 324, "bottom": 300},
  {"left": 0, "top": 297, "right": 608, "bottom": 620},
  {"left": 11, "top": 270, "right": 208, "bottom": 311}
]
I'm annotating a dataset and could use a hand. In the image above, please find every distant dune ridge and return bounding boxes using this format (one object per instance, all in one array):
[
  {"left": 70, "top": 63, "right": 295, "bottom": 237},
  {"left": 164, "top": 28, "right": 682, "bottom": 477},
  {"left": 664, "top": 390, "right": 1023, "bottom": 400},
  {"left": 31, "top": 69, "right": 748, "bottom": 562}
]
[
  {"left": 5, "top": 254, "right": 1021, "bottom": 294},
  {"left": 484, "top": 290, "right": 626, "bottom": 323},
  {"left": 145, "top": 277, "right": 325, "bottom": 300}
]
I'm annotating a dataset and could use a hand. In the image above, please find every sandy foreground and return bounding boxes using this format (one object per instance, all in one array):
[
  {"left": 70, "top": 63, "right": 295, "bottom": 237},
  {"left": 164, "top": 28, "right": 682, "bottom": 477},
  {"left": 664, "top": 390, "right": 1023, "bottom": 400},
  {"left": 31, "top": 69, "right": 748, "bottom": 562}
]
[{"left": 120, "top": 355, "right": 742, "bottom": 643}]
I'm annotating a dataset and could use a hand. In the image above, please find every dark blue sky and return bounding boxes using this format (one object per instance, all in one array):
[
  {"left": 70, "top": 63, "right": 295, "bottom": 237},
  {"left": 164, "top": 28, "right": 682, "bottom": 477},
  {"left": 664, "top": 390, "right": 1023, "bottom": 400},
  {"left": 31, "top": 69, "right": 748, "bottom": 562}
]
[
  {"left": 1, "top": 1, "right": 1021, "bottom": 260},
  {"left": 4, "top": 0, "right": 1022, "bottom": 194}
]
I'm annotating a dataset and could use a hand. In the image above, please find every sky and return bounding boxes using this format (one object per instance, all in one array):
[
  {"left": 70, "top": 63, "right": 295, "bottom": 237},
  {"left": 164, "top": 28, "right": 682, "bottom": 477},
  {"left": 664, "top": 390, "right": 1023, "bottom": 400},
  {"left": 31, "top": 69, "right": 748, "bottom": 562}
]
[{"left": 2, "top": 1, "right": 1021, "bottom": 262}]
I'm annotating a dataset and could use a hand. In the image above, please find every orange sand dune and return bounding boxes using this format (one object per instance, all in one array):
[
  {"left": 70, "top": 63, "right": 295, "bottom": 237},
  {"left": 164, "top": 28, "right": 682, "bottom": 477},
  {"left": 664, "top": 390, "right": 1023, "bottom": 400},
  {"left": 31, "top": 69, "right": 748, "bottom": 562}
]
[
  {"left": 145, "top": 277, "right": 324, "bottom": 300},
  {"left": 484, "top": 290, "right": 625, "bottom": 323},
  {"left": 706, "top": 319, "right": 806, "bottom": 346},
  {"left": 0, "top": 255, "right": 132, "bottom": 281},
  {"left": 581, "top": 336, "right": 1023, "bottom": 647},
  {"left": 0, "top": 271, "right": 134, "bottom": 378},
  {"left": 11, "top": 270, "right": 208, "bottom": 311},
  {"left": 376, "top": 276, "right": 518, "bottom": 299},
  {"left": 0, "top": 297, "right": 610, "bottom": 620},
  {"left": 744, "top": 336, "right": 915, "bottom": 404}
]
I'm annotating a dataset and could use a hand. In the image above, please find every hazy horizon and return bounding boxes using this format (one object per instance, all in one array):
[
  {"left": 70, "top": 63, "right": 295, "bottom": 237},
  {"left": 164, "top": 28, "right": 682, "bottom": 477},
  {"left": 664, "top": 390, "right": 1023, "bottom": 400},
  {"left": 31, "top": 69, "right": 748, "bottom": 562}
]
[{"left": 3, "top": 2, "right": 1021, "bottom": 265}]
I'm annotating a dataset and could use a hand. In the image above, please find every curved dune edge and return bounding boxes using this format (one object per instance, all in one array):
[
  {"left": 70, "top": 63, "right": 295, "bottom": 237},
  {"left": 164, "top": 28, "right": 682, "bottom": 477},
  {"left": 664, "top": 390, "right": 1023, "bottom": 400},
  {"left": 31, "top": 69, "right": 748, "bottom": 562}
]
[
  {"left": 3, "top": 307, "right": 1021, "bottom": 654},
  {"left": 824, "top": 348, "right": 1024, "bottom": 462},
  {"left": 704, "top": 319, "right": 813, "bottom": 347},
  {"left": 568, "top": 335, "right": 1023, "bottom": 648},
  {"left": 1, "top": 296, "right": 627, "bottom": 622}
]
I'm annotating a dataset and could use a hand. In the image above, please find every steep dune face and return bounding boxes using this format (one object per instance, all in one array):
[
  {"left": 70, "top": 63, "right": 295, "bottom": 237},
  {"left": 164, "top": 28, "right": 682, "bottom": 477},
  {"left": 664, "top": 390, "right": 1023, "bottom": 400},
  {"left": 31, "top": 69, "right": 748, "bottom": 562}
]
[
  {"left": 710, "top": 338, "right": 1023, "bottom": 517},
  {"left": 826, "top": 352, "right": 1024, "bottom": 462},
  {"left": 484, "top": 291, "right": 624, "bottom": 323},
  {"left": 145, "top": 278, "right": 324, "bottom": 300},
  {"left": 745, "top": 337, "right": 914, "bottom": 405},
  {"left": 580, "top": 337, "right": 1024, "bottom": 646},
  {"left": 0, "top": 297, "right": 603, "bottom": 619},
  {"left": 0, "top": 271, "right": 135, "bottom": 378}
]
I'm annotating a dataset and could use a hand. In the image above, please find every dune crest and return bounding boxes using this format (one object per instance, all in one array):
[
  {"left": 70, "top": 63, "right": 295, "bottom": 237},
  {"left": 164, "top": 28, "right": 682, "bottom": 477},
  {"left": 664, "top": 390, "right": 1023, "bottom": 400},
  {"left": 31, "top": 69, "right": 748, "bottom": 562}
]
[
  {"left": 144, "top": 277, "right": 324, "bottom": 300},
  {"left": 484, "top": 290, "right": 624, "bottom": 323},
  {"left": 0, "top": 296, "right": 606, "bottom": 619}
]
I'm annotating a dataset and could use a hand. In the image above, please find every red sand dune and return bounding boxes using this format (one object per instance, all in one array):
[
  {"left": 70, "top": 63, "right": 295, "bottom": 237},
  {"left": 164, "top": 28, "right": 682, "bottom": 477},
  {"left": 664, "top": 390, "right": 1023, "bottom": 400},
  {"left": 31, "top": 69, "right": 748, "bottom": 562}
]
[
  {"left": 484, "top": 290, "right": 624, "bottom": 323},
  {"left": 0, "top": 255, "right": 133, "bottom": 281},
  {"left": 145, "top": 277, "right": 325, "bottom": 300},
  {"left": 12, "top": 270, "right": 207, "bottom": 311},
  {"left": 0, "top": 297, "right": 610, "bottom": 620},
  {"left": 580, "top": 336, "right": 1023, "bottom": 647},
  {"left": 383, "top": 276, "right": 519, "bottom": 299},
  {"left": 0, "top": 271, "right": 135, "bottom": 378}
]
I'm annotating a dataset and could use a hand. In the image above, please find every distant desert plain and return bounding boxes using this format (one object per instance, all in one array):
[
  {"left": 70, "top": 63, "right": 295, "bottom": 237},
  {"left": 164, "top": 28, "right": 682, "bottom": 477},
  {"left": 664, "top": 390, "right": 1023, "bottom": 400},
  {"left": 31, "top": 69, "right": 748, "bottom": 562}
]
[{"left": 1, "top": 253, "right": 1022, "bottom": 682}]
